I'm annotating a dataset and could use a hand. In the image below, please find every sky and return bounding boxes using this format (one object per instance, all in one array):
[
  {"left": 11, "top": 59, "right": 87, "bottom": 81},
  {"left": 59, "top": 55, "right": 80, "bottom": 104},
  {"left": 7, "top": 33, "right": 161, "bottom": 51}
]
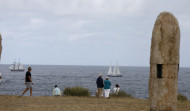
[{"left": 0, "top": 0, "right": 190, "bottom": 67}]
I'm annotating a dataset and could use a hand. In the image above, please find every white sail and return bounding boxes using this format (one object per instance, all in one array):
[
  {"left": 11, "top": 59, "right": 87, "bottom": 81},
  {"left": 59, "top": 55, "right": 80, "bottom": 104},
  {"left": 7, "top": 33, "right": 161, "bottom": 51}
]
[
  {"left": 14, "top": 63, "right": 19, "bottom": 70},
  {"left": 116, "top": 64, "right": 121, "bottom": 75},
  {"left": 113, "top": 64, "right": 117, "bottom": 76},
  {"left": 9, "top": 65, "right": 14, "bottom": 70},
  {"left": 19, "top": 64, "right": 24, "bottom": 70},
  {"left": 108, "top": 65, "right": 113, "bottom": 75}
]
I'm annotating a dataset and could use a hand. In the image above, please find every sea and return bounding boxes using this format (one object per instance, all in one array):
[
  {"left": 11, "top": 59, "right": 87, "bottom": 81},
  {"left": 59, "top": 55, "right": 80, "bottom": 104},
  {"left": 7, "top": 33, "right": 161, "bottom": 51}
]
[{"left": 0, "top": 64, "right": 189, "bottom": 99}]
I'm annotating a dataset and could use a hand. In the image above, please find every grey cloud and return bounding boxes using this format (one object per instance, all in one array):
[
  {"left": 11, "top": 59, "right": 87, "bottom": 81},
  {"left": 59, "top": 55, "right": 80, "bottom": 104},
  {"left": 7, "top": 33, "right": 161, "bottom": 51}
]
[{"left": 0, "top": 0, "right": 190, "bottom": 66}]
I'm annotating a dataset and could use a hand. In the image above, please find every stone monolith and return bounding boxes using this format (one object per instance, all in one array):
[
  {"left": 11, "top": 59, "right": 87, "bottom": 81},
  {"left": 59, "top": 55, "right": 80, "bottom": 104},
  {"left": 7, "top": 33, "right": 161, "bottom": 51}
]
[{"left": 149, "top": 12, "right": 180, "bottom": 111}]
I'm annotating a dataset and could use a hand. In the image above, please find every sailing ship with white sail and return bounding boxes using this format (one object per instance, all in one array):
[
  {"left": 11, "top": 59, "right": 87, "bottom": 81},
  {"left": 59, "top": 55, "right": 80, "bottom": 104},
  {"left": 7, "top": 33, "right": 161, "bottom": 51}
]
[
  {"left": 9, "top": 60, "right": 24, "bottom": 71},
  {"left": 107, "top": 62, "right": 122, "bottom": 77}
]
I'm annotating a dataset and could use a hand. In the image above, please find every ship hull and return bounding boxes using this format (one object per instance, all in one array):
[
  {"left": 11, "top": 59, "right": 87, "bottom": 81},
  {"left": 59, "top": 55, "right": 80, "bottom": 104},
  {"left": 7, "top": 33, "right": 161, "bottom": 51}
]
[
  {"left": 107, "top": 75, "right": 122, "bottom": 77},
  {"left": 10, "top": 69, "right": 24, "bottom": 71}
]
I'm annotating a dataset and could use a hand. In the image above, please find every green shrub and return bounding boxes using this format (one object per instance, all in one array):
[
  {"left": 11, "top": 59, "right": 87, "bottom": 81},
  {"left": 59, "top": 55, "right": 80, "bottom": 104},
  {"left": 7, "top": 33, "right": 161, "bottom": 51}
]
[
  {"left": 178, "top": 93, "right": 187, "bottom": 102},
  {"left": 63, "top": 86, "right": 90, "bottom": 97},
  {"left": 110, "top": 90, "right": 132, "bottom": 98}
]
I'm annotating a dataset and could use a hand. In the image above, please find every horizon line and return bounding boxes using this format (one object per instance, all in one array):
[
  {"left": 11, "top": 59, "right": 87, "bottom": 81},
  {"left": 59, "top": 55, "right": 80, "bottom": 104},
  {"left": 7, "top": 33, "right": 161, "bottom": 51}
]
[{"left": 0, "top": 63, "right": 189, "bottom": 68}]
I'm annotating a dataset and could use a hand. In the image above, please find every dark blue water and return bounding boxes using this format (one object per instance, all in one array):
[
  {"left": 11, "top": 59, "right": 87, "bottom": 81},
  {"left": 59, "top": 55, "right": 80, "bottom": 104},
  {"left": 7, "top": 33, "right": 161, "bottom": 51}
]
[{"left": 0, "top": 65, "right": 189, "bottom": 99}]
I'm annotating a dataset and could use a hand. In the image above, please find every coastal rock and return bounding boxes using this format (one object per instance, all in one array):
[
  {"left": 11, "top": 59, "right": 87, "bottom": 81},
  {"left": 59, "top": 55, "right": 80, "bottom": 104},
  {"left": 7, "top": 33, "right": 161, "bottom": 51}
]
[
  {"left": 149, "top": 12, "right": 180, "bottom": 111},
  {"left": 0, "top": 34, "right": 2, "bottom": 60}
]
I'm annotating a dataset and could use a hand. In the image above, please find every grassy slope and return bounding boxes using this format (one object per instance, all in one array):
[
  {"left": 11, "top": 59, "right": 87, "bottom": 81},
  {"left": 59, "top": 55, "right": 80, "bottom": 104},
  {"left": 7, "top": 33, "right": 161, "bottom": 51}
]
[{"left": 0, "top": 95, "right": 189, "bottom": 111}]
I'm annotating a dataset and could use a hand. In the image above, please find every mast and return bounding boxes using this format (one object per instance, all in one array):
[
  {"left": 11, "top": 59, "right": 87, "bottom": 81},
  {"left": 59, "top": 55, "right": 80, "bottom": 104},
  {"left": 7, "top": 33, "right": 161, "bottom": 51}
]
[
  {"left": 14, "top": 61, "right": 15, "bottom": 70},
  {"left": 18, "top": 58, "right": 20, "bottom": 70},
  {"left": 14, "top": 60, "right": 18, "bottom": 70}
]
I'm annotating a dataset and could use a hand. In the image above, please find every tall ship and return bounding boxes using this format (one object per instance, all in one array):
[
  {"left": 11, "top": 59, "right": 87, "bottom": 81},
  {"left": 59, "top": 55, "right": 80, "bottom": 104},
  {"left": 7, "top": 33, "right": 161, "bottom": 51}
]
[
  {"left": 107, "top": 62, "right": 122, "bottom": 77},
  {"left": 9, "top": 60, "right": 24, "bottom": 71}
]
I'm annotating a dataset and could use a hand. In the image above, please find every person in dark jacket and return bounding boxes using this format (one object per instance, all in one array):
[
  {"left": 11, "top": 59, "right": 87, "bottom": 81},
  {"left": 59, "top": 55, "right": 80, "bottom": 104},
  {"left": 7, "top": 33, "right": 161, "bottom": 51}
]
[
  {"left": 22, "top": 67, "right": 33, "bottom": 96},
  {"left": 96, "top": 73, "right": 104, "bottom": 98}
]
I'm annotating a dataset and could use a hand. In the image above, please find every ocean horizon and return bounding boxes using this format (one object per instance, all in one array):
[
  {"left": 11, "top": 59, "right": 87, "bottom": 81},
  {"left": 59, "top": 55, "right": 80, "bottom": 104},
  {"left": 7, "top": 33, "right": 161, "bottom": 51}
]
[{"left": 0, "top": 64, "right": 189, "bottom": 99}]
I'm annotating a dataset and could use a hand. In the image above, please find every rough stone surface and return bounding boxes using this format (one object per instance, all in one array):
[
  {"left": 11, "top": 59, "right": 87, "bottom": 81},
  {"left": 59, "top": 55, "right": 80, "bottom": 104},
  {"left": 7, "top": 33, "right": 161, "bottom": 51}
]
[
  {"left": 150, "top": 12, "right": 180, "bottom": 65},
  {"left": 149, "top": 12, "right": 180, "bottom": 111},
  {"left": 0, "top": 34, "right": 2, "bottom": 60}
]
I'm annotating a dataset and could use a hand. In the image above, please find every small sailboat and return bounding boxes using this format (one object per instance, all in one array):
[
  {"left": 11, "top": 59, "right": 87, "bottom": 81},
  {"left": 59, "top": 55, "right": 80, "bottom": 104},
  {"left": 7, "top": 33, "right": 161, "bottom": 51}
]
[
  {"left": 9, "top": 60, "right": 24, "bottom": 71},
  {"left": 107, "top": 62, "right": 122, "bottom": 77}
]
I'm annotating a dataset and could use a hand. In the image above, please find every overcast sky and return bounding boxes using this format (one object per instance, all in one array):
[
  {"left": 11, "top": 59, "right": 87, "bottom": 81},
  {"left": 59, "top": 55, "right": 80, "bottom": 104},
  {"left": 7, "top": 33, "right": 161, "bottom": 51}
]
[{"left": 0, "top": 0, "right": 190, "bottom": 67}]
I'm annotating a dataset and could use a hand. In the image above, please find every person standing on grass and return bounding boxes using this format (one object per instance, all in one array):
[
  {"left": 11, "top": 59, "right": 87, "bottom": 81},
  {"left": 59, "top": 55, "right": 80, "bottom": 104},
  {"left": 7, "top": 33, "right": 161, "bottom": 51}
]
[
  {"left": 96, "top": 73, "right": 104, "bottom": 98},
  {"left": 22, "top": 67, "right": 33, "bottom": 96},
  {"left": 53, "top": 85, "right": 61, "bottom": 96},
  {"left": 104, "top": 77, "right": 111, "bottom": 98}
]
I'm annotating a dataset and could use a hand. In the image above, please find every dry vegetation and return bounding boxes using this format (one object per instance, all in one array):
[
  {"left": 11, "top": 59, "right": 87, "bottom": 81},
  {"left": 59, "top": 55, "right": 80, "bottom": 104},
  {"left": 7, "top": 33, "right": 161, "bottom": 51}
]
[
  {"left": 63, "top": 86, "right": 90, "bottom": 97},
  {"left": 0, "top": 95, "right": 189, "bottom": 111}
]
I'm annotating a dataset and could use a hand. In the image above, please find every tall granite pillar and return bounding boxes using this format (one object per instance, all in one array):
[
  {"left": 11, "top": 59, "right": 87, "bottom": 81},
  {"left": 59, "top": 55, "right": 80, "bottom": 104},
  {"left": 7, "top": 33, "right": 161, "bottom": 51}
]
[
  {"left": 149, "top": 12, "right": 180, "bottom": 111},
  {"left": 0, "top": 34, "right": 2, "bottom": 60}
]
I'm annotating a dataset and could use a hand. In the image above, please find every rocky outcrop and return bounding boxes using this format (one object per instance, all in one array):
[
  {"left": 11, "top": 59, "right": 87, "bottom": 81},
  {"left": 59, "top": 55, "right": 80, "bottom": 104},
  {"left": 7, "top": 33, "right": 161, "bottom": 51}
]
[{"left": 149, "top": 12, "right": 180, "bottom": 111}]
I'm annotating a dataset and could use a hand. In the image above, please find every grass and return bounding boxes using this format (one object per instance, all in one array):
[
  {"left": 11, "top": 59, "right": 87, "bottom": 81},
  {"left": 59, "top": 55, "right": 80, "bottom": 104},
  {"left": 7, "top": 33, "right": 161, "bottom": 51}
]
[
  {"left": 63, "top": 86, "right": 90, "bottom": 97},
  {"left": 110, "top": 90, "right": 132, "bottom": 98},
  {"left": 178, "top": 93, "right": 188, "bottom": 102},
  {"left": 0, "top": 95, "right": 189, "bottom": 111}
]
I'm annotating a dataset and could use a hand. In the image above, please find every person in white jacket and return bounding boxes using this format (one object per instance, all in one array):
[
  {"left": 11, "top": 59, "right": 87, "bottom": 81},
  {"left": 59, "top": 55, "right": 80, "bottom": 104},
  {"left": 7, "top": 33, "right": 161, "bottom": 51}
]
[
  {"left": 113, "top": 84, "right": 120, "bottom": 95},
  {"left": 53, "top": 85, "right": 61, "bottom": 96}
]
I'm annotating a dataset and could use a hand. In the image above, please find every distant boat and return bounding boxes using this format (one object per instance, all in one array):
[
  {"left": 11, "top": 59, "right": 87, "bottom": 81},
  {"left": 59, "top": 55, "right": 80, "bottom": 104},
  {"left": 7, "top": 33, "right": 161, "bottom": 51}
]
[
  {"left": 107, "top": 62, "right": 122, "bottom": 77},
  {"left": 9, "top": 60, "right": 24, "bottom": 71}
]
